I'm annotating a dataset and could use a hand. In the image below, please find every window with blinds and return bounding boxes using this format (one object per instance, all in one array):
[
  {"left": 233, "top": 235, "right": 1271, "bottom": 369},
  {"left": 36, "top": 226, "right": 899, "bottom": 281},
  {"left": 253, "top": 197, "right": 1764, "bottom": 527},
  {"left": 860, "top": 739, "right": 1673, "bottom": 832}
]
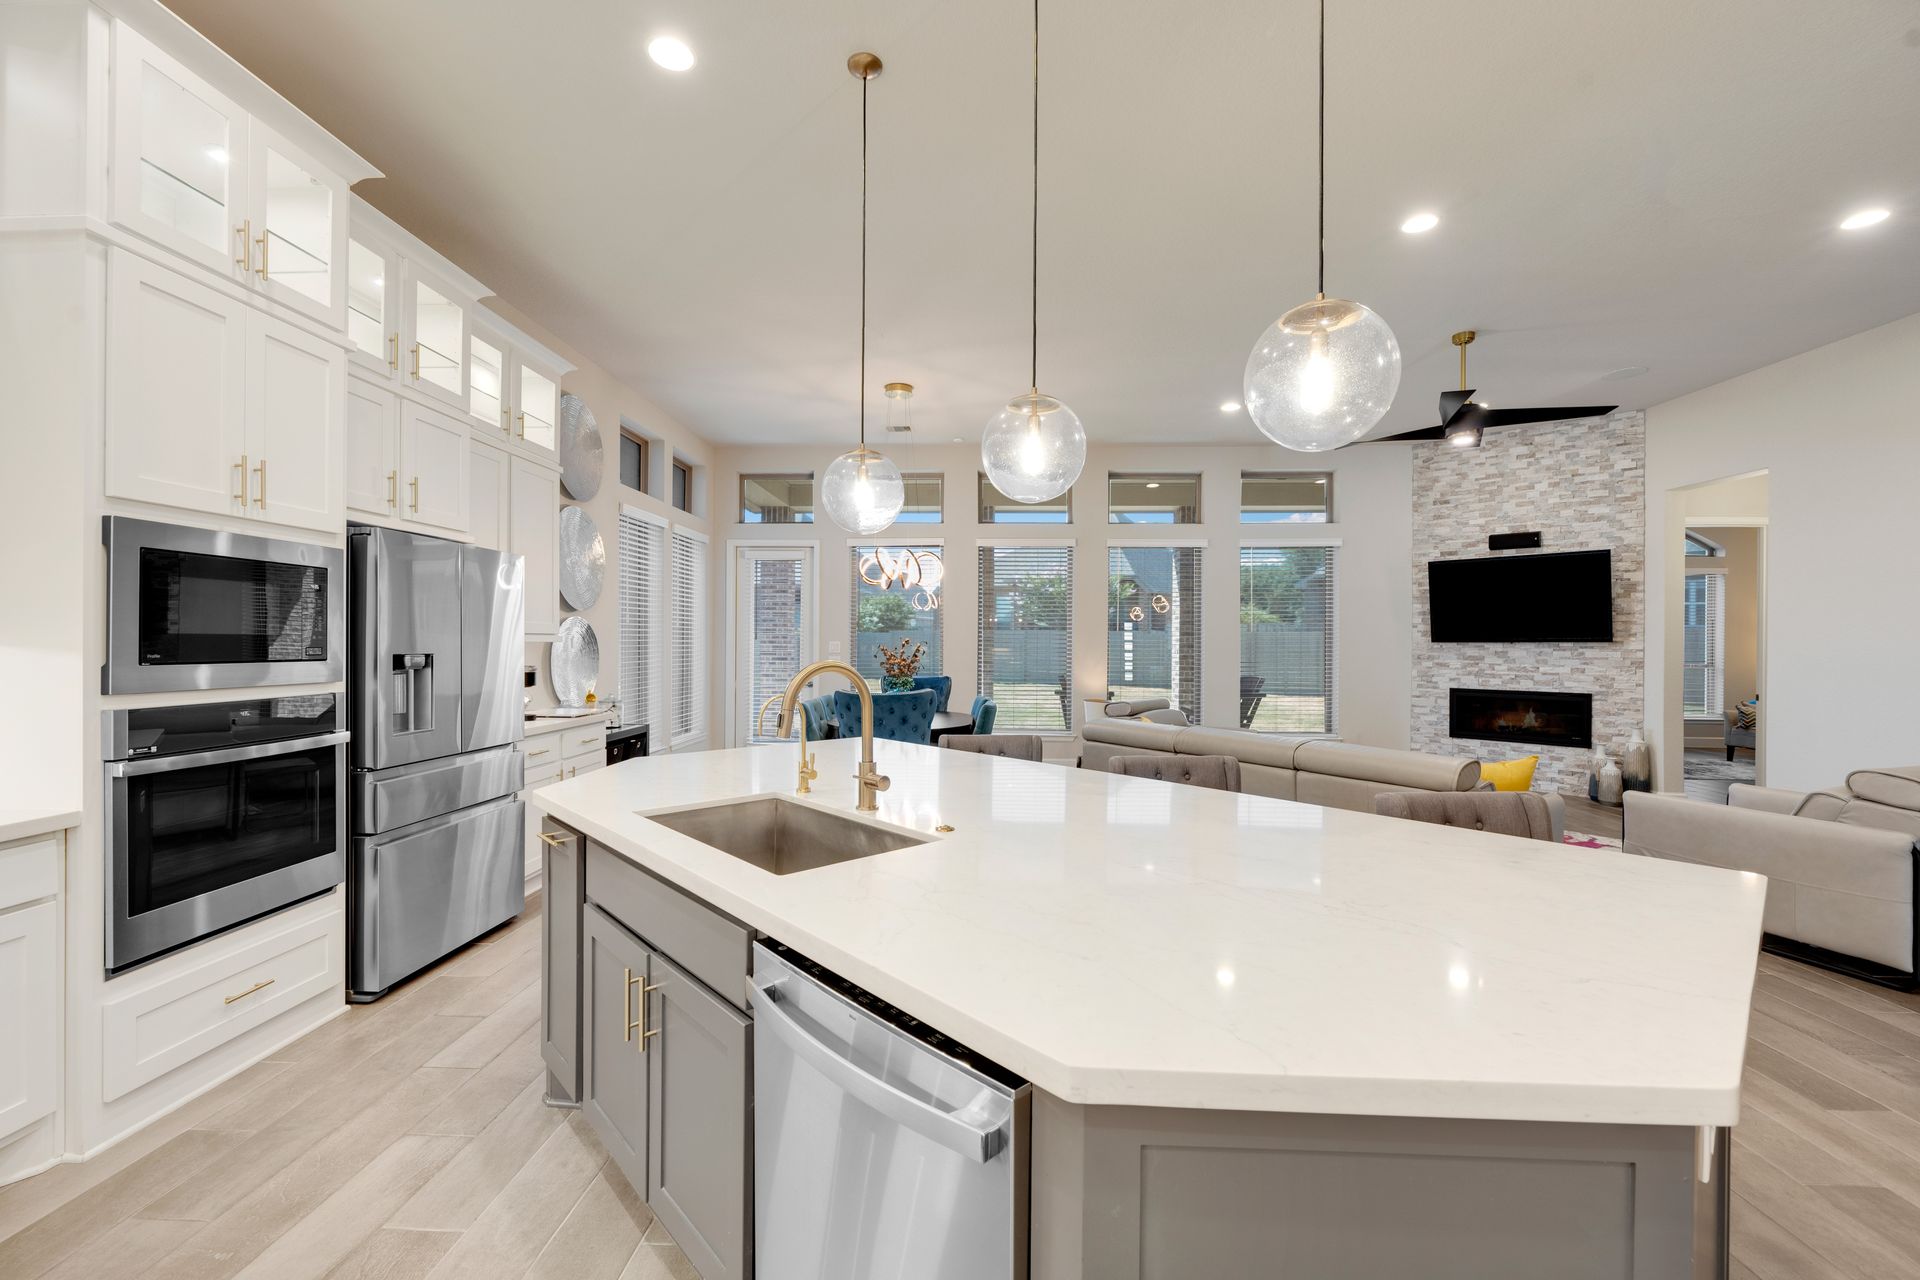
[
  {"left": 1239, "top": 545, "right": 1336, "bottom": 733},
  {"left": 669, "top": 528, "right": 708, "bottom": 746},
  {"left": 1107, "top": 546, "right": 1201, "bottom": 719},
  {"left": 850, "top": 546, "right": 943, "bottom": 683},
  {"left": 616, "top": 510, "right": 666, "bottom": 733},
  {"left": 978, "top": 545, "right": 1074, "bottom": 733},
  {"left": 1682, "top": 571, "right": 1726, "bottom": 718}
]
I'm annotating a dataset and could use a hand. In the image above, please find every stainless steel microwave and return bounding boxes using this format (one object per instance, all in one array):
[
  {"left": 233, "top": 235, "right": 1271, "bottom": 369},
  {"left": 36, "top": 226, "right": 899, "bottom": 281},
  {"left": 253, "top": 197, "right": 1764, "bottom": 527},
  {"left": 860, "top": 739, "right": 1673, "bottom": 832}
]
[{"left": 103, "top": 517, "right": 345, "bottom": 694}]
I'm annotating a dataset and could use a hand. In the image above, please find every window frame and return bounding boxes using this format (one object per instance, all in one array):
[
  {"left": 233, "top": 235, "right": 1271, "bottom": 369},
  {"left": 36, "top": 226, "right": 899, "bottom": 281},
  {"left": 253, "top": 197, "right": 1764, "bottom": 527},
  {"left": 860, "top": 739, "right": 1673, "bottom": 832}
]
[
  {"left": 671, "top": 458, "right": 694, "bottom": 513},
  {"left": 615, "top": 504, "right": 668, "bottom": 735},
  {"left": 738, "top": 472, "right": 816, "bottom": 525},
  {"left": 1105, "top": 541, "right": 1204, "bottom": 721},
  {"left": 618, "top": 430, "right": 649, "bottom": 495},
  {"left": 978, "top": 473, "right": 1073, "bottom": 524},
  {"left": 1240, "top": 470, "right": 1334, "bottom": 524},
  {"left": 849, "top": 540, "right": 946, "bottom": 686},
  {"left": 893, "top": 472, "right": 945, "bottom": 524},
  {"left": 1681, "top": 568, "right": 1727, "bottom": 719},
  {"left": 976, "top": 540, "right": 1077, "bottom": 735},
  {"left": 1237, "top": 540, "right": 1339, "bottom": 735},
  {"left": 1107, "top": 472, "right": 1202, "bottom": 525},
  {"left": 668, "top": 525, "right": 710, "bottom": 748}
]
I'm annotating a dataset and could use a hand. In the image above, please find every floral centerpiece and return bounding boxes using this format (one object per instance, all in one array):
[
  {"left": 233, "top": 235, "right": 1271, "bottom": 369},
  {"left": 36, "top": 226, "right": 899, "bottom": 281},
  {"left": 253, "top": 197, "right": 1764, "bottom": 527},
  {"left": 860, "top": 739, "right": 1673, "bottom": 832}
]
[{"left": 875, "top": 638, "right": 925, "bottom": 692}]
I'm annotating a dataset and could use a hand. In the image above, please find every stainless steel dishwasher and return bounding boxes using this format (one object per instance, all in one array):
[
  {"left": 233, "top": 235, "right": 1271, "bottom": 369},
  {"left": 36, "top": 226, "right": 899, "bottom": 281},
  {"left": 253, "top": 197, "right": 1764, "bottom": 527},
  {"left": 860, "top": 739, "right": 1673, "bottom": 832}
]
[{"left": 751, "top": 941, "right": 1030, "bottom": 1280}]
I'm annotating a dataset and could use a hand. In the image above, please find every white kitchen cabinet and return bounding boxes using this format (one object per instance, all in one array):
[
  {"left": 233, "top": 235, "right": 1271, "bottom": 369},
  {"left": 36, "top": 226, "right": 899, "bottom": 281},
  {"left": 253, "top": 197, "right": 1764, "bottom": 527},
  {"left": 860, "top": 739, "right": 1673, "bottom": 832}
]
[
  {"left": 0, "top": 833, "right": 60, "bottom": 1149},
  {"left": 345, "top": 377, "right": 401, "bottom": 516},
  {"left": 246, "top": 310, "right": 345, "bottom": 532},
  {"left": 514, "top": 357, "right": 560, "bottom": 455},
  {"left": 469, "top": 439, "right": 510, "bottom": 551},
  {"left": 512, "top": 456, "right": 561, "bottom": 639},
  {"left": 399, "top": 402, "right": 469, "bottom": 532},
  {"left": 104, "top": 248, "right": 249, "bottom": 518},
  {"left": 405, "top": 261, "right": 468, "bottom": 411},
  {"left": 109, "top": 23, "right": 248, "bottom": 279},
  {"left": 345, "top": 232, "right": 401, "bottom": 377},
  {"left": 470, "top": 323, "right": 512, "bottom": 438},
  {"left": 472, "top": 307, "right": 574, "bottom": 463},
  {"left": 109, "top": 22, "right": 347, "bottom": 329}
]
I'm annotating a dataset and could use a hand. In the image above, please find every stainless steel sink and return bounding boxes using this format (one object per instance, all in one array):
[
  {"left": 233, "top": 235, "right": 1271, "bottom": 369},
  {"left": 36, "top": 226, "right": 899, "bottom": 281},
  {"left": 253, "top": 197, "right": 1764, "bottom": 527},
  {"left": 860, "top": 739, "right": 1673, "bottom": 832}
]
[{"left": 644, "top": 796, "right": 926, "bottom": 874}]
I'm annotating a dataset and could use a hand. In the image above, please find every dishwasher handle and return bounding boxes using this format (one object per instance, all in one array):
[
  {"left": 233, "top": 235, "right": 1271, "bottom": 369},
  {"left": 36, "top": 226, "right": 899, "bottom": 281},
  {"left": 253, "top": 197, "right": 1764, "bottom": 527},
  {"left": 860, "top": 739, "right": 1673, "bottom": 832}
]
[{"left": 751, "top": 975, "right": 1007, "bottom": 1164}]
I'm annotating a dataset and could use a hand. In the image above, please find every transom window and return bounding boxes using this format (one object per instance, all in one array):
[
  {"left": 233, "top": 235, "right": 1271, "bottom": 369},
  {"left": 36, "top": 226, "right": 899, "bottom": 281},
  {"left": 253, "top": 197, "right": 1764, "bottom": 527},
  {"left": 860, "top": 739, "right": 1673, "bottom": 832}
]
[
  {"left": 1241, "top": 472, "right": 1332, "bottom": 523},
  {"left": 979, "top": 474, "right": 1070, "bottom": 524},
  {"left": 740, "top": 474, "right": 814, "bottom": 524},
  {"left": 1108, "top": 473, "right": 1200, "bottom": 524},
  {"left": 893, "top": 473, "right": 944, "bottom": 523}
]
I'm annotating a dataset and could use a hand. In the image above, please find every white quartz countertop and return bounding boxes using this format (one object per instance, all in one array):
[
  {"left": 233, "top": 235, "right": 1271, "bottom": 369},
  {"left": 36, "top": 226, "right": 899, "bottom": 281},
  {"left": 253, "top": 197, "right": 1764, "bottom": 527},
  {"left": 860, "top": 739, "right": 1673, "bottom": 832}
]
[
  {"left": 523, "top": 711, "right": 611, "bottom": 738},
  {"left": 531, "top": 740, "right": 1764, "bottom": 1126},
  {"left": 0, "top": 806, "right": 81, "bottom": 845}
]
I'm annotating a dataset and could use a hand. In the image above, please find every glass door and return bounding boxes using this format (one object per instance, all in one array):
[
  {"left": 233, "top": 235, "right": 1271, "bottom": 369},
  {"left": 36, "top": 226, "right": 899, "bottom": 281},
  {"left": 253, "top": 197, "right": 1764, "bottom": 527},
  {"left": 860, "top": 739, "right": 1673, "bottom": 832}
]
[
  {"left": 248, "top": 123, "right": 345, "bottom": 325},
  {"left": 516, "top": 360, "right": 559, "bottom": 454},
  {"left": 405, "top": 265, "right": 467, "bottom": 409},
  {"left": 346, "top": 235, "right": 399, "bottom": 375},
  {"left": 470, "top": 327, "right": 510, "bottom": 435},
  {"left": 110, "top": 23, "right": 248, "bottom": 277},
  {"left": 734, "top": 546, "right": 814, "bottom": 745}
]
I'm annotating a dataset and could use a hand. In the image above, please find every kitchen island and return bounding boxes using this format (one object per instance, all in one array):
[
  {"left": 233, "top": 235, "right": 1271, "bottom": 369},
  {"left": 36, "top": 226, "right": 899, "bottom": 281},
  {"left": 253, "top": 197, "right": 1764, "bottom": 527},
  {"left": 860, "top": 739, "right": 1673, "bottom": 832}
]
[{"left": 532, "top": 738, "right": 1764, "bottom": 1280}]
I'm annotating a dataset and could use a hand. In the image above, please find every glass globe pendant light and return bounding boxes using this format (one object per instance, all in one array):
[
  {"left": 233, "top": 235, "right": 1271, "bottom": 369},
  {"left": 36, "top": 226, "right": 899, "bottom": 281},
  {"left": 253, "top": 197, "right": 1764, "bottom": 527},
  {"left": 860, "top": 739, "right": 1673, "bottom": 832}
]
[
  {"left": 1243, "top": 0, "right": 1401, "bottom": 452},
  {"left": 981, "top": 0, "right": 1086, "bottom": 504},
  {"left": 820, "top": 52, "right": 905, "bottom": 536}
]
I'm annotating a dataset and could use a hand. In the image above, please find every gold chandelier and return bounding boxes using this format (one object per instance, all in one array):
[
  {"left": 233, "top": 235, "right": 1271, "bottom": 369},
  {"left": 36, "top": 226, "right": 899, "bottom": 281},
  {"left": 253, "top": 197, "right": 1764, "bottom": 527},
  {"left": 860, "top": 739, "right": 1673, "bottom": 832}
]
[{"left": 858, "top": 546, "right": 943, "bottom": 612}]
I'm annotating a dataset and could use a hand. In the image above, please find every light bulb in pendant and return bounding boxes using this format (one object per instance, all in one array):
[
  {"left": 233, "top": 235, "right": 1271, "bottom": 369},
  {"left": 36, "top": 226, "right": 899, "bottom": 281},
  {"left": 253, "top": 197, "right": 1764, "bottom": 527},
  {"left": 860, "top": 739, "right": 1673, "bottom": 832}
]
[
  {"left": 983, "top": 390, "right": 1085, "bottom": 503},
  {"left": 1297, "top": 331, "right": 1336, "bottom": 415},
  {"left": 822, "top": 445, "right": 903, "bottom": 534},
  {"left": 1245, "top": 297, "right": 1400, "bottom": 452}
]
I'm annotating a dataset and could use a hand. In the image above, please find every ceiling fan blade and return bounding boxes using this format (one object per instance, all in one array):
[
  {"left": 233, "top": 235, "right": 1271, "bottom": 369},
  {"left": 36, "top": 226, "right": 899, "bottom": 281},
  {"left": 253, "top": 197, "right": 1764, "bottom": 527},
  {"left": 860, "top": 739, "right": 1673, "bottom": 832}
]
[
  {"left": 1480, "top": 405, "right": 1618, "bottom": 428},
  {"left": 1437, "top": 388, "right": 1477, "bottom": 424},
  {"left": 1363, "top": 425, "right": 1448, "bottom": 443}
]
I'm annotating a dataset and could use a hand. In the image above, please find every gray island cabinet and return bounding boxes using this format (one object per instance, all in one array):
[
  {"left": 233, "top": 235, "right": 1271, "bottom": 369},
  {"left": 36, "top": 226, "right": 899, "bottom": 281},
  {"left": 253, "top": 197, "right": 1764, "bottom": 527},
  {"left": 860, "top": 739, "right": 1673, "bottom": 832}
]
[
  {"left": 534, "top": 738, "right": 1765, "bottom": 1280},
  {"left": 542, "top": 822, "right": 751, "bottom": 1280}
]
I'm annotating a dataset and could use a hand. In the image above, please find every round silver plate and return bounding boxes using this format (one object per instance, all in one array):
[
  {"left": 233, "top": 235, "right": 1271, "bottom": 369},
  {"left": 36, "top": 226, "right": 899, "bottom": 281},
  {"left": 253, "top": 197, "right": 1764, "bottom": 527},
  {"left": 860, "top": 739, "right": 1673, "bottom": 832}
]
[
  {"left": 558, "top": 506, "right": 605, "bottom": 611},
  {"left": 550, "top": 616, "right": 599, "bottom": 706},
  {"left": 558, "top": 393, "right": 603, "bottom": 501}
]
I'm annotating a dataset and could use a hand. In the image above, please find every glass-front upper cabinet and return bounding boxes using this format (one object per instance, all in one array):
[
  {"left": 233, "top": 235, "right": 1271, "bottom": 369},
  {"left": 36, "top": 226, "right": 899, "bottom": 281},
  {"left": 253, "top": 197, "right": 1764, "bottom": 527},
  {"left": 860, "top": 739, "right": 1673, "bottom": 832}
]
[
  {"left": 406, "top": 265, "right": 467, "bottom": 409},
  {"left": 110, "top": 24, "right": 249, "bottom": 276},
  {"left": 345, "top": 235, "right": 399, "bottom": 374},
  {"left": 516, "top": 360, "right": 558, "bottom": 453},
  {"left": 470, "top": 328, "right": 509, "bottom": 435},
  {"left": 247, "top": 123, "right": 347, "bottom": 325}
]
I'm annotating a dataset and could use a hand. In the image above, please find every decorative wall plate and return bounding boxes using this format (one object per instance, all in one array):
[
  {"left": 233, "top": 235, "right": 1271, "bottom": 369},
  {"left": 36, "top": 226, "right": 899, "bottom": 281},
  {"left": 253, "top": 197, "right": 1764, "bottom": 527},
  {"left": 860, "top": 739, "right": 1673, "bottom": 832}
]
[
  {"left": 558, "top": 506, "right": 605, "bottom": 610},
  {"left": 550, "top": 616, "right": 599, "bottom": 706},
  {"left": 558, "top": 393, "right": 603, "bottom": 501}
]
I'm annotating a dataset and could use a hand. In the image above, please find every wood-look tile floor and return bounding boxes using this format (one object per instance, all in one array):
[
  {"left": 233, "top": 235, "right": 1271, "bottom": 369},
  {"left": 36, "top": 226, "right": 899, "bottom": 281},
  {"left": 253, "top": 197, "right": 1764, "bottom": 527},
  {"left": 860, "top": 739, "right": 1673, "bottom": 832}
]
[
  {"left": 7, "top": 898, "right": 1920, "bottom": 1278},
  {"left": 0, "top": 893, "right": 698, "bottom": 1280}
]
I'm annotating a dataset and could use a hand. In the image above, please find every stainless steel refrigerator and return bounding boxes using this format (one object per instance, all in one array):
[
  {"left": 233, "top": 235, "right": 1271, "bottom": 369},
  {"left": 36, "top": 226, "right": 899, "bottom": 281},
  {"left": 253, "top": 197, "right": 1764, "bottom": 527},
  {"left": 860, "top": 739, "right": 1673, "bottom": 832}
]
[{"left": 347, "top": 524, "right": 527, "bottom": 1001}]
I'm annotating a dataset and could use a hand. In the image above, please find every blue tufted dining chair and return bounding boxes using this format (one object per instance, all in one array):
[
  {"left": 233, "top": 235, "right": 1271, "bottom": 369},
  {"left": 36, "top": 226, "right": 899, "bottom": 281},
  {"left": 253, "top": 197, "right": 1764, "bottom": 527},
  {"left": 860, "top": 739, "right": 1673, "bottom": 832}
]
[
  {"left": 908, "top": 674, "right": 953, "bottom": 712},
  {"left": 833, "top": 688, "right": 938, "bottom": 745},
  {"left": 798, "top": 694, "right": 839, "bottom": 740},
  {"left": 970, "top": 695, "right": 997, "bottom": 736}
]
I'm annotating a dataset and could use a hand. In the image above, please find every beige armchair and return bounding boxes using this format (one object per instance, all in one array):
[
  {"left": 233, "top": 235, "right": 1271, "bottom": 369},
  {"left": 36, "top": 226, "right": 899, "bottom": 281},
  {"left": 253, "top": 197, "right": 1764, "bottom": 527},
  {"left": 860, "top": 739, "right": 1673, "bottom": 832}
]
[{"left": 1625, "top": 768, "right": 1920, "bottom": 988}]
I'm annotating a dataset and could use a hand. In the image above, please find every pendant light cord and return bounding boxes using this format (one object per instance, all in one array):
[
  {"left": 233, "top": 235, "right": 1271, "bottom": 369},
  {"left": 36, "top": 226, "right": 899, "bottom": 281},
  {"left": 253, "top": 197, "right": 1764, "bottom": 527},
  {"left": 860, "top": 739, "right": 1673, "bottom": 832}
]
[
  {"left": 1030, "top": 0, "right": 1040, "bottom": 392},
  {"left": 1316, "top": 0, "right": 1325, "bottom": 298},
  {"left": 859, "top": 72, "right": 869, "bottom": 447}
]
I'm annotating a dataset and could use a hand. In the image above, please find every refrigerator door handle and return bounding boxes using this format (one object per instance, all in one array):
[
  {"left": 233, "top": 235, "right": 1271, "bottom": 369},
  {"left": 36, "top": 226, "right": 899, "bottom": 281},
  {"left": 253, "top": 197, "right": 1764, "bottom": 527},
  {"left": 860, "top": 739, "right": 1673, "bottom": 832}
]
[{"left": 750, "top": 974, "right": 1006, "bottom": 1163}]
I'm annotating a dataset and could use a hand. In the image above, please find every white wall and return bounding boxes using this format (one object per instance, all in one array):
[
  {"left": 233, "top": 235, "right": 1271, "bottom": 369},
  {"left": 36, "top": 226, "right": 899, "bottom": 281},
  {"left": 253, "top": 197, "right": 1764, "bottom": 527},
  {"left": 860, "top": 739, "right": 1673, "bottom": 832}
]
[
  {"left": 706, "top": 439, "right": 1414, "bottom": 752},
  {"left": 1645, "top": 310, "right": 1920, "bottom": 792}
]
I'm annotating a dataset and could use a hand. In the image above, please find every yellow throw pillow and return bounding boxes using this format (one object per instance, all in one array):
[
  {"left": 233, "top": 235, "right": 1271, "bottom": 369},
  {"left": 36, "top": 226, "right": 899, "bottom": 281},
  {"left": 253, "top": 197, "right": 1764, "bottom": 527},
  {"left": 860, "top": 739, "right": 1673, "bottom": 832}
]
[{"left": 1480, "top": 755, "right": 1538, "bottom": 793}]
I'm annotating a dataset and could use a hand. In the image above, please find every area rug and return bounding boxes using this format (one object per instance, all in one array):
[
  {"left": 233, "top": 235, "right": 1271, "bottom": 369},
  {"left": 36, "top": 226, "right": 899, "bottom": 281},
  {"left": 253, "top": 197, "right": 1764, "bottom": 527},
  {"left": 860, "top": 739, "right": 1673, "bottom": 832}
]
[
  {"left": 1562, "top": 832, "right": 1623, "bottom": 850},
  {"left": 1684, "top": 750, "right": 1755, "bottom": 785}
]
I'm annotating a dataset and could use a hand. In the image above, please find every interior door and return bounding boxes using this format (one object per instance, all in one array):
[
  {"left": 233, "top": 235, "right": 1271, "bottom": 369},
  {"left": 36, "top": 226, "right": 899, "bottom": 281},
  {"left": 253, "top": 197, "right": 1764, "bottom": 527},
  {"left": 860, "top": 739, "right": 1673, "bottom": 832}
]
[
  {"left": 104, "top": 249, "right": 248, "bottom": 518},
  {"left": 581, "top": 904, "right": 650, "bottom": 1195},
  {"left": 351, "top": 526, "right": 463, "bottom": 769},
  {"left": 346, "top": 378, "right": 400, "bottom": 516},
  {"left": 734, "top": 546, "right": 815, "bottom": 745},
  {"left": 246, "top": 309, "right": 344, "bottom": 532}
]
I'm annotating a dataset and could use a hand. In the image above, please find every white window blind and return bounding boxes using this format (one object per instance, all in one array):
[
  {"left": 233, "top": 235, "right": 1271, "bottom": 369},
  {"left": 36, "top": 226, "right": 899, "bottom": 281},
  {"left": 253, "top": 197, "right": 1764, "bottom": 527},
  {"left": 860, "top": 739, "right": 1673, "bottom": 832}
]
[
  {"left": 1107, "top": 546, "right": 1202, "bottom": 720},
  {"left": 1239, "top": 545, "right": 1336, "bottom": 733},
  {"left": 669, "top": 528, "right": 708, "bottom": 747},
  {"left": 978, "top": 545, "right": 1074, "bottom": 733},
  {"left": 616, "top": 509, "right": 665, "bottom": 734},
  {"left": 1682, "top": 571, "right": 1726, "bottom": 718},
  {"left": 850, "top": 546, "right": 943, "bottom": 684}
]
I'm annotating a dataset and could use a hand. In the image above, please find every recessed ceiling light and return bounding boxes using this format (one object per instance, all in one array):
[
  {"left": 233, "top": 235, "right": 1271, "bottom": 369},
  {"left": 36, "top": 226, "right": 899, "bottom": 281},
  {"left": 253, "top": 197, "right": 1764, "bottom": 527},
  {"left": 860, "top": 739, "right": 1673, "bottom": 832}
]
[
  {"left": 647, "top": 36, "right": 695, "bottom": 71},
  {"left": 1840, "top": 207, "right": 1889, "bottom": 231},
  {"left": 1144, "top": 481, "right": 1161, "bottom": 489},
  {"left": 1400, "top": 211, "right": 1439, "bottom": 234},
  {"left": 1219, "top": 400, "right": 1241, "bottom": 413}
]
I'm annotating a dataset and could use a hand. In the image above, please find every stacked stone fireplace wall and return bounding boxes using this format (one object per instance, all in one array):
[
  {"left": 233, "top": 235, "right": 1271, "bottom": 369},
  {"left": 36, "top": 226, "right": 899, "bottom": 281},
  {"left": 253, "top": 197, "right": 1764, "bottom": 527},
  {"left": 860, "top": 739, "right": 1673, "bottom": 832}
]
[{"left": 1410, "top": 412, "right": 1646, "bottom": 793}]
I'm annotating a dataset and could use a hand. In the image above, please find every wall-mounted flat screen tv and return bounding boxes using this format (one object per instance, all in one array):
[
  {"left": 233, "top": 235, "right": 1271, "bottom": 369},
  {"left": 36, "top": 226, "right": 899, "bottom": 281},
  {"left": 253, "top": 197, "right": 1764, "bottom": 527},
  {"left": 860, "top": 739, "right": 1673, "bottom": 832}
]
[{"left": 1427, "top": 549, "right": 1614, "bottom": 643}]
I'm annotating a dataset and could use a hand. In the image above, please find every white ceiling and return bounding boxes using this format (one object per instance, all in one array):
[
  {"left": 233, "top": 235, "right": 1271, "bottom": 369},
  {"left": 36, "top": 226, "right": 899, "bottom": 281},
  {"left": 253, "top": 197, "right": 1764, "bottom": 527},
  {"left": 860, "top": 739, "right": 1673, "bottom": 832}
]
[{"left": 167, "top": 0, "right": 1920, "bottom": 446}]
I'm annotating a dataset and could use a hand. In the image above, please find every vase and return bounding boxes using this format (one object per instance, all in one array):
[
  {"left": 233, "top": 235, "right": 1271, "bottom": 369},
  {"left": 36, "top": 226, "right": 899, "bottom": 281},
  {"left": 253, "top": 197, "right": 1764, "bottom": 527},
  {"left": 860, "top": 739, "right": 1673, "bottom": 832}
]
[
  {"left": 882, "top": 674, "right": 914, "bottom": 692},
  {"left": 1587, "top": 746, "right": 1609, "bottom": 802},
  {"left": 1598, "top": 758, "right": 1624, "bottom": 806},
  {"left": 1622, "top": 727, "right": 1651, "bottom": 793}
]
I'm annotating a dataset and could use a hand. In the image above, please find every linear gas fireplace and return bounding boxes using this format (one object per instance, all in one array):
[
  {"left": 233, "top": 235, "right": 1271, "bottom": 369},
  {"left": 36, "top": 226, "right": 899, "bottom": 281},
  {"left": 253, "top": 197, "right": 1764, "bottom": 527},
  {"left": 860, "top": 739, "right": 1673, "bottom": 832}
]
[{"left": 1449, "top": 688, "right": 1593, "bottom": 750}]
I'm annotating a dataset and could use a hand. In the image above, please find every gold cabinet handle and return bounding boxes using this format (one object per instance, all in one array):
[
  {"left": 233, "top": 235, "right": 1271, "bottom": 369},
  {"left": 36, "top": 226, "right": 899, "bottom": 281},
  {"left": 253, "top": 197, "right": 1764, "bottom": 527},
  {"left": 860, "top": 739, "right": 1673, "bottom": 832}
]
[
  {"left": 387, "top": 333, "right": 399, "bottom": 371},
  {"left": 410, "top": 343, "right": 421, "bottom": 379},
  {"left": 638, "top": 977, "right": 662, "bottom": 1052},
  {"left": 527, "top": 745, "right": 551, "bottom": 758},
  {"left": 233, "top": 453, "right": 249, "bottom": 504},
  {"left": 235, "top": 219, "right": 251, "bottom": 272},
  {"left": 252, "top": 457, "right": 266, "bottom": 508},
  {"left": 501, "top": 407, "right": 511, "bottom": 436},
  {"left": 255, "top": 229, "right": 269, "bottom": 279},
  {"left": 386, "top": 470, "right": 397, "bottom": 509},
  {"left": 623, "top": 967, "right": 635, "bottom": 1042},
  {"left": 409, "top": 475, "right": 420, "bottom": 514},
  {"left": 536, "top": 829, "right": 574, "bottom": 847},
  {"left": 224, "top": 977, "right": 274, "bottom": 1006},
  {"left": 515, "top": 412, "right": 526, "bottom": 439}
]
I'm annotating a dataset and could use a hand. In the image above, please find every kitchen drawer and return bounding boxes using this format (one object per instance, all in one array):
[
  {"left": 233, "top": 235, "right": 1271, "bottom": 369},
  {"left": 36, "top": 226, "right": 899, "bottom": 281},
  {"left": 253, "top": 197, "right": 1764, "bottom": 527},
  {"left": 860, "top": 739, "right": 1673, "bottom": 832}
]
[
  {"left": 561, "top": 725, "right": 606, "bottom": 761},
  {"left": 562, "top": 758, "right": 604, "bottom": 782},
  {"left": 0, "top": 835, "right": 60, "bottom": 911},
  {"left": 102, "top": 905, "right": 341, "bottom": 1101},
  {"left": 523, "top": 735, "right": 567, "bottom": 782},
  {"left": 587, "top": 842, "right": 753, "bottom": 1011}
]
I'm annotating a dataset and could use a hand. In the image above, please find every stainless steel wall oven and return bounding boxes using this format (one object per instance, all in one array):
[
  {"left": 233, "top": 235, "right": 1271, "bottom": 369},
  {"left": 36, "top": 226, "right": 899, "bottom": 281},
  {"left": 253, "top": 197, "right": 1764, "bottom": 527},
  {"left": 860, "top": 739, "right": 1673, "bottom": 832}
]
[{"left": 103, "top": 695, "right": 348, "bottom": 974}]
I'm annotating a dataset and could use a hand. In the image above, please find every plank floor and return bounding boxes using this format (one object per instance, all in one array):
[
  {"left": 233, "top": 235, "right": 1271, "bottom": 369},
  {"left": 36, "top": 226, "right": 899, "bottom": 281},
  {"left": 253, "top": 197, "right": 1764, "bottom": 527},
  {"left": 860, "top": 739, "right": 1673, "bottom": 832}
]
[{"left": 7, "top": 898, "right": 1920, "bottom": 1277}]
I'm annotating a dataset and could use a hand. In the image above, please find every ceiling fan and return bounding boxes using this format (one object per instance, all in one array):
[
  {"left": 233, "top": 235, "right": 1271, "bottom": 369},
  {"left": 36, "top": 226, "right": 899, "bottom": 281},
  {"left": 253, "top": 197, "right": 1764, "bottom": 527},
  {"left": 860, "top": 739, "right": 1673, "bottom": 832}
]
[{"left": 1367, "top": 331, "right": 1616, "bottom": 447}]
